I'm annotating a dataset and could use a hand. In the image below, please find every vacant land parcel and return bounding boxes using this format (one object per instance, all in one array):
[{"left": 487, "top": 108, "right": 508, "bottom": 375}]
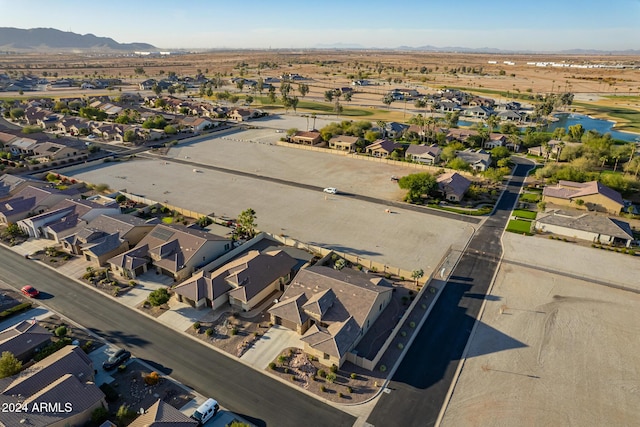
[{"left": 440, "top": 233, "right": 640, "bottom": 426}]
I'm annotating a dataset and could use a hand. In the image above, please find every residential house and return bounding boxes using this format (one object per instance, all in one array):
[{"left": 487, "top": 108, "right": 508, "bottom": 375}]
[
  {"left": 290, "top": 130, "right": 323, "bottom": 146},
  {"left": 456, "top": 149, "right": 492, "bottom": 171},
  {"left": 0, "top": 131, "right": 17, "bottom": 148},
  {"left": 0, "top": 174, "right": 48, "bottom": 199},
  {"left": 328, "top": 135, "right": 361, "bottom": 152},
  {"left": 383, "top": 122, "right": 409, "bottom": 139},
  {"left": 31, "top": 142, "right": 88, "bottom": 163},
  {"left": 57, "top": 117, "right": 90, "bottom": 135},
  {"left": 0, "top": 186, "right": 75, "bottom": 225},
  {"left": 464, "top": 105, "right": 494, "bottom": 118},
  {"left": 542, "top": 180, "right": 624, "bottom": 214},
  {"left": 174, "top": 249, "right": 297, "bottom": 311},
  {"left": 139, "top": 79, "right": 157, "bottom": 90},
  {"left": 405, "top": 144, "right": 441, "bottom": 165},
  {"left": 180, "top": 116, "right": 213, "bottom": 132},
  {"left": 438, "top": 100, "right": 462, "bottom": 112},
  {"left": 445, "top": 128, "right": 479, "bottom": 144},
  {"left": 36, "top": 114, "right": 62, "bottom": 129},
  {"left": 0, "top": 320, "right": 52, "bottom": 363},
  {"left": 92, "top": 123, "right": 126, "bottom": 141},
  {"left": 0, "top": 345, "right": 107, "bottom": 427},
  {"left": 527, "top": 140, "right": 577, "bottom": 160},
  {"left": 437, "top": 172, "right": 471, "bottom": 202},
  {"left": 128, "top": 399, "right": 197, "bottom": 427},
  {"left": 8, "top": 136, "right": 38, "bottom": 156},
  {"left": 468, "top": 97, "right": 495, "bottom": 108},
  {"left": 534, "top": 210, "right": 634, "bottom": 247},
  {"left": 268, "top": 266, "right": 393, "bottom": 368},
  {"left": 107, "top": 224, "right": 231, "bottom": 281},
  {"left": 18, "top": 197, "right": 120, "bottom": 238},
  {"left": 229, "top": 108, "right": 262, "bottom": 121},
  {"left": 483, "top": 133, "right": 508, "bottom": 150},
  {"left": 497, "top": 109, "right": 522, "bottom": 122},
  {"left": 366, "top": 139, "right": 402, "bottom": 158}
]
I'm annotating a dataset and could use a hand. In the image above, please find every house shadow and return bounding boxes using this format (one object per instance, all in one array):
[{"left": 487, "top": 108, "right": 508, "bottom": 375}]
[
  {"left": 138, "top": 359, "right": 173, "bottom": 375},
  {"left": 88, "top": 328, "right": 150, "bottom": 348},
  {"left": 463, "top": 292, "right": 502, "bottom": 301},
  {"left": 307, "top": 242, "right": 382, "bottom": 257},
  {"left": 464, "top": 321, "right": 527, "bottom": 358}
]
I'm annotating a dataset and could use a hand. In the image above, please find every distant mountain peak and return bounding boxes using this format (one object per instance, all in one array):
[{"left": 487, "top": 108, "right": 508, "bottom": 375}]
[{"left": 0, "top": 27, "right": 155, "bottom": 52}]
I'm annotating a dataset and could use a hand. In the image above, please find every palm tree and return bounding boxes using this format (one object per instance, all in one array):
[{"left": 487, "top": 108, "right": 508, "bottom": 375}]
[
  {"left": 377, "top": 120, "right": 387, "bottom": 138},
  {"left": 555, "top": 141, "right": 565, "bottom": 163}
]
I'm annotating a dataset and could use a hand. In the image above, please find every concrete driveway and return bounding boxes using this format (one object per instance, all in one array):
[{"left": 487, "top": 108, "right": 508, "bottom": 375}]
[{"left": 240, "top": 324, "right": 304, "bottom": 369}]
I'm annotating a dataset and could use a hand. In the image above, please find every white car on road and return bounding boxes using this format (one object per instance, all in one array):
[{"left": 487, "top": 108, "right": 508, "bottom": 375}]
[{"left": 323, "top": 187, "right": 338, "bottom": 194}]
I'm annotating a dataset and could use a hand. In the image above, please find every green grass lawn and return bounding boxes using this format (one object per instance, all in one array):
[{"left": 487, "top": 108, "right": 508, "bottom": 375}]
[
  {"left": 428, "top": 204, "right": 493, "bottom": 216},
  {"left": 519, "top": 193, "right": 541, "bottom": 203},
  {"left": 512, "top": 209, "right": 537, "bottom": 220},
  {"left": 254, "top": 97, "right": 377, "bottom": 117},
  {"left": 161, "top": 217, "right": 174, "bottom": 224},
  {"left": 506, "top": 219, "right": 533, "bottom": 235}
]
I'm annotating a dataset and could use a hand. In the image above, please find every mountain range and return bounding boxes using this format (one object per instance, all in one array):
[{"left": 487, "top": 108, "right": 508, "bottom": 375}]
[{"left": 0, "top": 27, "right": 155, "bottom": 51}]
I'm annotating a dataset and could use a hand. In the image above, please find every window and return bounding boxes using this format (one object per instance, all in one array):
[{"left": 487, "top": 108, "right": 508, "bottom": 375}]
[
  {"left": 323, "top": 353, "right": 330, "bottom": 360},
  {"left": 379, "top": 303, "right": 382, "bottom": 311}
]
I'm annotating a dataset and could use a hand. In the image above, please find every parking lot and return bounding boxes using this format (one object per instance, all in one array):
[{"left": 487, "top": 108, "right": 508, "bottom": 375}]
[{"left": 66, "top": 131, "right": 475, "bottom": 275}]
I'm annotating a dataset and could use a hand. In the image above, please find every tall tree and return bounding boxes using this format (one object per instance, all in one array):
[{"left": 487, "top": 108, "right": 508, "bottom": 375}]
[
  {"left": 298, "top": 83, "right": 309, "bottom": 98},
  {"left": 0, "top": 351, "right": 22, "bottom": 379},
  {"left": 236, "top": 208, "right": 257, "bottom": 239}
]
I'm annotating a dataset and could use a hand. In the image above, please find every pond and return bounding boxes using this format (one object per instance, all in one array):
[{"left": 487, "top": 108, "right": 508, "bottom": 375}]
[{"left": 458, "top": 113, "right": 640, "bottom": 142}]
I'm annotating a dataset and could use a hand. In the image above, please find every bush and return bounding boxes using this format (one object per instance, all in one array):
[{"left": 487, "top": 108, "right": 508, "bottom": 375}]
[
  {"left": 291, "top": 375, "right": 296, "bottom": 381},
  {"left": 82, "top": 340, "right": 94, "bottom": 353},
  {"left": 205, "top": 328, "right": 213, "bottom": 337},
  {"left": 34, "top": 337, "right": 71, "bottom": 361},
  {"left": 129, "top": 280, "right": 137, "bottom": 286},
  {"left": 284, "top": 367, "right": 289, "bottom": 374},
  {"left": 99, "top": 383, "right": 119, "bottom": 402},
  {"left": 350, "top": 373, "right": 357, "bottom": 379},
  {"left": 330, "top": 364, "right": 338, "bottom": 374},
  {"left": 321, "top": 385, "right": 327, "bottom": 392},
  {"left": 0, "top": 302, "right": 32, "bottom": 320},
  {"left": 91, "top": 406, "right": 109, "bottom": 424},
  {"left": 318, "top": 369, "right": 326, "bottom": 378},
  {"left": 112, "top": 286, "right": 120, "bottom": 297},
  {"left": 144, "top": 371, "right": 160, "bottom": 385},
  {"left": 147, "top": 288, "right": 170, "bottom": 306},
  {"left": 409, "top": 321, "right": 416, "bottom": 328},
  {"left": 338, "top": 392, "right": 344, "bottom": 398},
  {"left": 230, "top": 327, "right": 238, "bottom": 336},
  {"left": 278, "top": 355, "right": 287, "bottom": 364},
  {"left": 117, "top": 364, "right": 127, "bottom": 372},
  {"left": 268, "top": 362, "right": 276, "bottom": 370},
  {"left": 347, "top": 386, "right": 353, "bottom": 393},
  {"left": 379, "top": 365, "right": 387, "bottom": 372},
  {"left": 400, "top": 331, "right": 407, "bottom": 337},
  {"left": 326, "top": 372, "right": 337, "bottom": 383},
  {"left": 397, "top": 343, "right": 404, "bottom": 350}
]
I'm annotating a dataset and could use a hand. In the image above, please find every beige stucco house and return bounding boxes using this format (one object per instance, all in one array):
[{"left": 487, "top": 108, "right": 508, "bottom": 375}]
[{"left": 542, "top": 180, "right": 624, "bottom": 214}]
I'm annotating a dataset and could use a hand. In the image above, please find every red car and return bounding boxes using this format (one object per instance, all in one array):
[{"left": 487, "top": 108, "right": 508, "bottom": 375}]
[{"left": 21, "top": 285, "right": 39, "bottom": 298}]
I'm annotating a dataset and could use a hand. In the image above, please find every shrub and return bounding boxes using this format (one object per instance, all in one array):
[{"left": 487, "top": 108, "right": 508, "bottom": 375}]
[
  {"left": 205, "top": 328, "right": 213, "bottom": 337},
  {"left": 230, "top": 327, "right": 238, "bottom": 336},
  {"left": 429, "top": 287, "right": 436, "bottom": 294},
  {"left": 347, "top": 386, "right": 353, "bottom": 393},
  {"left": 421, "top": 303, "right": 427, "bottom": 309},
  {"left": 34, "top": 338, "right": 71, "bottom": 361},
  {"left": 268, "top": 362, "right": 276, "bottom": 370},
  {"left": 0, "top": 302, "right": 32, "bottom": 320},
  {"left": 278, "top": 355, "right": 287, "bottom": 364},
  {"left": 338, "top": 392, "right": 344, "bottom": 398},
  {"left": 321, "top": 385, "right": 327, "bottom": 392},
  {"left": 112, "top": 286, "right": 120, "bottom": 297},
  {"left": 400, "top": 331, "right": 407, "bottom": 337},
  {"left": 350, "top": 373, "right": 357, "bottom": 379},
  {"left": 330, "top": 364, "right": 338, "bottom": 374},
  {"left": 284, "top": 367, "right": 289, "bottom": 374},
  {"left": 379, "top": 365, "right": 387, "bottom": 372},
  {"left": 129, "top": 280, "right": 137, "bottom": 286},
  {"left": 397, "top": 343, "right": 404, "bottom": 350},
  {"left": 291, "top": 375, "right": 296, "bottom": 381},
  {"left": 91, "top": 406, "right": 109, "bottom": 424},
  {"left": 54, "top": 326, "right": 67, "bottom": 337},
  {"left": 318, "top": 369, "right": 326, "bottom": 378},
  {"left": 193, "top": 322, "right": 201, "bottom": 330},
  {"left": 117, "top": 364, "right": 127, "bottom": 372},
  {"left": 409, "top": 321, "right": 416, "bottom": 328},
  {"left": 326, "top": 372, "right": 337, "bottom": 383},
  {"left": 99, "top": 383, "right": 119, "bottom": 402},
  {"left": 147, "top": 288, "right": 170, "bottom": 306},
  {"left": 144, "top": 371, "right": 160, "bottom": 385}
]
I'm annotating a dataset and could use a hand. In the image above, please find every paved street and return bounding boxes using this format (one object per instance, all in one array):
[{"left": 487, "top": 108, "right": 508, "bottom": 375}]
[
  {"left": 366, "top": 159, "right": 534, "bottom": 427},
  {"left": 0, "top": 247, "right": 355, "bottom": 427}
]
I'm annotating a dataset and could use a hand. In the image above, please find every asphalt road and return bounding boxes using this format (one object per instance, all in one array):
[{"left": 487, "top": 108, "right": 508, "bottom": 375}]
[
  {"left": 366, "top": 159, "right": 534, "bottom": 427},
  {"left": 0, "top": 247, "right": 354, "bottom": 427}
]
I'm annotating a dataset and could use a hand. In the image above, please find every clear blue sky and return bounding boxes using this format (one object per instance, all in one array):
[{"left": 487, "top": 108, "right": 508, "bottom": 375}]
[{"left": 1, "top": 0, "right": 638, "bottom": 51}]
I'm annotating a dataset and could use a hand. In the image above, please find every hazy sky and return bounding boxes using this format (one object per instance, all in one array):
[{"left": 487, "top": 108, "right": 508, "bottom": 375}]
[{"left": 1, "top": 0, "right": 639, "bottom": 51}]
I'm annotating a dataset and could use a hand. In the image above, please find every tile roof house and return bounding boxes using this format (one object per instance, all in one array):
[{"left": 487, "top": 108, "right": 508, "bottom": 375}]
[
  {"left": 483, "top": 133, "right": 508, "bottom": 149},
  {"left": 30, "top": 141, "right": 88, "bottom": 162},
  {"left": 108, "top": 224, "right": 231, "bottom": 281},
  {"left": 268, "top": 266, "right": 393, "bottom": 368},
  {"left": 0, "top": 186, "right": 75, "bottom": 225},
  {"left": 405, "top": 144, "right": 442, "bottom": 165},
  {"left": 464, "top": 105, "right": 493, "bottom": 118},
  {"left": 445, "top": 128, "right": 479, "bottom": 143},
  {"left": 366, "top": 139, "right": 403, "bottom": 158},
  {"left": 0, "top": 345, "right": 106, "bottom": 427},
  {"left": 228, "top": 108, "right": 261, "bottom": 121},
  {"left": 8, "top": 136, "right": 39, "bottom": 155},
  {"left": 456, "top": 149, "right": 492, "bottom": 171},
  {"left": 128, "top": 399, "right": 198, "bottom": 427},
  {"left": 328, "top": 135, "right": 362, "bottom": 152},
  {"left": 59, "top": 214, "right": 155, "bottom": 264},
  {"left": 542, "top": 180, "right": 624, "bottom": 214},
  {"left": 290, "top": 130, "right": 323, "bottom": 146},
  {"left": 180, "top": 116, "right": 214, "bottom": 132},
  {"left": 18, "top": 197, "right": 120, "bottom": 238},
  {"left": 383, "top": 122, "right": 409, "bottom": 139},
  {"left": 174, "top": 249, "right": 297, "bottom": 311},
  {"left": 0, "top": 320, "right": 52, "bottom": 363},
  {"left": 534, "top": 209, "right": 634, "bottom": 247},
  {"left": 437, "top": 172, "right": 472, "bottom": 202}
]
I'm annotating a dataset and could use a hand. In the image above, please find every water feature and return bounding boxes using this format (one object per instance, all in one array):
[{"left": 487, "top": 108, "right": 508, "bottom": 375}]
[{"left": 457, "top": 113, "right": 640, "bottom": 142}]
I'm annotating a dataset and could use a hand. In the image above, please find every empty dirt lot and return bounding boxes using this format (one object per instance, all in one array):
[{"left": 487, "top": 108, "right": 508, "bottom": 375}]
[
  {"left": 440, "top": 233, "right": 640, "bottom": 426},
  {"left": 66, "top": 139, "right": 475, "bottom": 275}
]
